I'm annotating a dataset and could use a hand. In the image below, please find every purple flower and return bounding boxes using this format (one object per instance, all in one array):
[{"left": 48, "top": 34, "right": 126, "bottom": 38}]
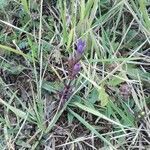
[
  {"left": 76, "top": 39, "right": 86, "bottom": 54},
  {"left": 72, "top": 62, "right": 81, "bottom": 77}
]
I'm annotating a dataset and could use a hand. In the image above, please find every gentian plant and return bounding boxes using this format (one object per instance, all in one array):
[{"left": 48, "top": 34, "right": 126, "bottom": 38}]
[{"left": 58, "top": 39, "right": 86, "bottom": 109}]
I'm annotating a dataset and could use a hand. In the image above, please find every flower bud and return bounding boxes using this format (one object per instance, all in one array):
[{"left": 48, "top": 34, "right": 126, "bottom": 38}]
[
  {"left": 76, "top": 39, "right": 86, "bottom": 54},
  {"left": 71, "top": 62, "right": 81, "bottom": 78}
]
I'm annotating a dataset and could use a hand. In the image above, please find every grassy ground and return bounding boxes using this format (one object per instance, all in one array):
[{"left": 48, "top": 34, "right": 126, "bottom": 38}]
[{"left": 0, "top": 0, "right": 150, "bottom": 149}]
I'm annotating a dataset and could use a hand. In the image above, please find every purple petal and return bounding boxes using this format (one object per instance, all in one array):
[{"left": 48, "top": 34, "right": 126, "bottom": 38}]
[
  {"left": 73, "top": 63, "right": 81, "bottom": 72},
  {"left": 76, "top": 39, "right": 86, "bottom": 54},
  {"left": 72, "top": 62, "right": 81, "bottom": 77}
]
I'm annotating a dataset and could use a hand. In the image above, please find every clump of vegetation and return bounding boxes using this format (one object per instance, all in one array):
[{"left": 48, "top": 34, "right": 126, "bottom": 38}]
[{"left": 0, "top": 0, "right": 150, "bottom": 149}]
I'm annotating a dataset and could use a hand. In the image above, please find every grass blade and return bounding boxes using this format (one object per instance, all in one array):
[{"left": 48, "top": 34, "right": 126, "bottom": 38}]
[
  {"left": 68, "top": 108, "right": 116, "bottom": 149},
  {"left": 74, "top": 102, "right": 129, "bottom": 128}
]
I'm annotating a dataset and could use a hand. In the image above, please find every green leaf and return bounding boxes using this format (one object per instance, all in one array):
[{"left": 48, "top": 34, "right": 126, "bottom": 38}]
[
  {"left": 27, "top": 36, "right": 38, "bottom": 59},
  {"left": 139, "top": 0, "right": 150, "bottom": 31},
  {"left": 108, "top": 72, "right": 125, "bottom": 86},
  {"left": 67, "top": 112, "right": 74, "bottom": 124},
  {"left": 16, "top": 140, "right": 31, "bottom": 148},
  {"left": 1, "top": 63, "right": 25, "bottom": 75},
  {"left": 88, "top": 89, "right": 99, "bottom": 104},
  {"left": 108, "top": 100, "right": 135, "bottom": 126},
  {"left": 0, "top": 44, "right": 30, "bottom": 59},
  {"left": 99, "top": 86, "right": 109, "bottom": 107},
  {"left": 74, "top": 102, "right": 127, "bottom": 128},
  {"left": 127, "top": 65, "right": 150, "bottom": 82},
  {"left": 84, "top": 0, "right": 94, "bottom": 18},
  {"left": 21, "top": 0, "right": 30, "bottom": 14},
  {"left": 68, "top": 108, "right": 115, "bottom": 149},
  {"left": 42, "top": 81, "right": 64, "bottom": 93},
  {"left": 59, "top": 1, "right": 68, "bottom": 43},
  {"left": 0, "top": 98, "right": 27, "bottom": 120},
  {"left": 66, "top": 28, "right": 74, "bottom": 51},
  {"left": 0, "top": 0, "right": 7, "bottom": 9}
]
